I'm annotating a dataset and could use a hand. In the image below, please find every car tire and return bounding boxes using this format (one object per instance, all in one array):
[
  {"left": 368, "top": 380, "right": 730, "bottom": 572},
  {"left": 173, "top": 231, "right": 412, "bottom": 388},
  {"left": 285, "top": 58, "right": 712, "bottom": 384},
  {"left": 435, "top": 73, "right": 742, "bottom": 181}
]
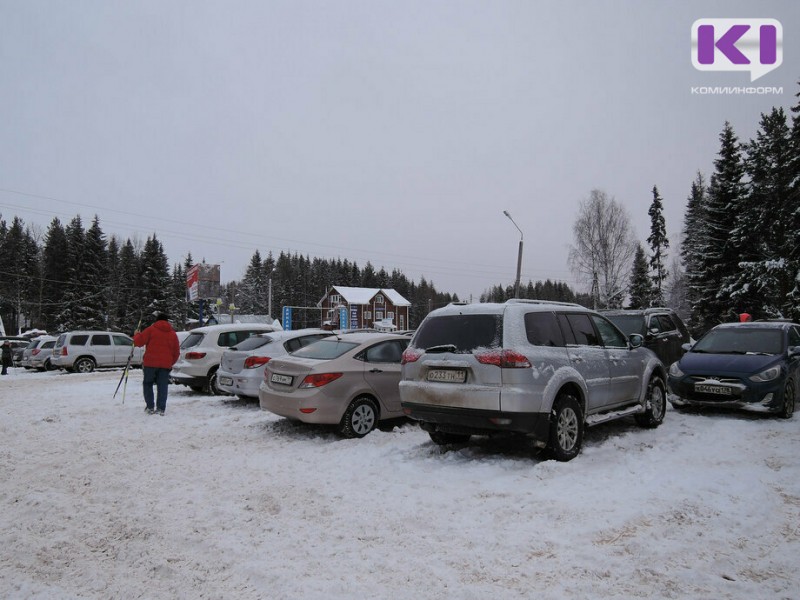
[
  {"left": 780, "top": 378, "right": 795, "bottom": 419},
  {"left": 207, "top": 370, "right": 228, "bottom": 396},
  {"left": 546, "top": 393, "right": 583, "bottom": 462},
  {"left": 338, "top": 396, "right": 378, "bottom": 438},
  {"left": 428, "top": 431, "right": 471, "bottom": 446},
  {"left": 635, "top": 376, "right": 666, "bottom": 428},
  {"left": 44, "top": 358, "right": 56, "bottom": 371},
  {"left": 74, "top": 357, "right": 96, "bottom": 374}
]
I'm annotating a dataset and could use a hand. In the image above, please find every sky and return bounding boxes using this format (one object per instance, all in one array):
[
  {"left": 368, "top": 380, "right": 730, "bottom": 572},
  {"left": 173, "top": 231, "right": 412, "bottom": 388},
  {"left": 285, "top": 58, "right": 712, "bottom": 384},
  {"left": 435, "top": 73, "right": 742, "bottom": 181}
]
[
  {"left": 2, "top": 368, "right": 799, "bottom": 598},
  {"left": 1, "top": 1, "right": 798, "bottom": 302}
]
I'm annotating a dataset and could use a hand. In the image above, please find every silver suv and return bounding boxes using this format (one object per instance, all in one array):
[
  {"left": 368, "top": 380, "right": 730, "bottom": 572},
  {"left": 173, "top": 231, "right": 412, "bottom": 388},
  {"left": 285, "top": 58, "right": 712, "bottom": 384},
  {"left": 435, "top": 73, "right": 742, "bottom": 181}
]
[
  {"left": 51, "top": 331, "right": 143, "bottom": 373},
  {"left": 170, "top": 323, "right": 281, "bottom": 394},
  {"left": 399, "top": 300, "right": 666, "bottom": 461}
]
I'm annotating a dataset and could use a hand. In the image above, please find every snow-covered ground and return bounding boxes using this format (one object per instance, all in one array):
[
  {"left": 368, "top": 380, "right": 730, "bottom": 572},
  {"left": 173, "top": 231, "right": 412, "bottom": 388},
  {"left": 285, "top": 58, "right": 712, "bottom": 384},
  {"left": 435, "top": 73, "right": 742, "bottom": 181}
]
[{"left": 1, "top": 367, "right": 799, "bottom": 599}]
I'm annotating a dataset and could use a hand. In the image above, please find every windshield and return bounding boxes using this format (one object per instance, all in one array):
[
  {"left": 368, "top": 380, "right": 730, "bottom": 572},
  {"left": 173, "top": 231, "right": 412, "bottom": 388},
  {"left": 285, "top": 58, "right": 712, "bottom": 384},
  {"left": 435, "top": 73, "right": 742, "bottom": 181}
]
[
  {"left": 605, "top": 315, "right": 646, "bottom": 336},
  {"left": 291, "top": 339, "right": 359, "bottom": 360},
  {"left": 693, "top": 328, "right": 785, "bottom": 355},
  {"left": 413, "top": 314, "right": 502, "bottom": 353}
]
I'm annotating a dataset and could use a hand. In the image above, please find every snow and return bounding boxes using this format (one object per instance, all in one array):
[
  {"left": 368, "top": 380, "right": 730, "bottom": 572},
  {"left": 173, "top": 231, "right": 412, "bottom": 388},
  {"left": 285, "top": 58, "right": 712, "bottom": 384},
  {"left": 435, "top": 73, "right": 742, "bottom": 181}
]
[{"left": 2, "top": 368, "right": 800, "bottom": 599}]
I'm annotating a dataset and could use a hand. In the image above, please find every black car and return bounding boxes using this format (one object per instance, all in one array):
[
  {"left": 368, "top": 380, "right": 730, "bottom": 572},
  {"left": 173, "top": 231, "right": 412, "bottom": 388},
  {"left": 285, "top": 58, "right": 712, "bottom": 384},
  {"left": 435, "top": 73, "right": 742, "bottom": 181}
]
[
  {"left": 601, "top": 308, "right": 690, "bottom": 367},
  {"left": 667, "top": 321, "right": 799, "bottom": 418}
]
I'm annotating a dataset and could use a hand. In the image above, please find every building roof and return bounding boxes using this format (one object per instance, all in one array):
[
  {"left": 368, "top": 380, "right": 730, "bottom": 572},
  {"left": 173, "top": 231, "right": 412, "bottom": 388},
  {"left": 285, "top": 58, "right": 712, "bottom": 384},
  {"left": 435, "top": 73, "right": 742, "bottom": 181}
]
[{"left": 320, "top": 286, "right": 411, "bottom": 307}]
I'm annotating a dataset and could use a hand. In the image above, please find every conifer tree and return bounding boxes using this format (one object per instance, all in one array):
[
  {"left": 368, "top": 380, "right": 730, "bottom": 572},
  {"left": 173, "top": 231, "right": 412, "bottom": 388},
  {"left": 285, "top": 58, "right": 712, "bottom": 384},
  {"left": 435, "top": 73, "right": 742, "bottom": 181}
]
[
  {"left": 694, "top": 122, "right": 745, "bottom": 331},
  {"left": 647, "top": 185, "right": 669, "bottom": 306},
  {"left": 681, "top": 173, "right": 708, "bottom": 336},
  {"left": 628, "top": 244, "right": 653, "bottom": 309},
  {"left": 140, "top": 235, "right": 171, "bottom": 318}
]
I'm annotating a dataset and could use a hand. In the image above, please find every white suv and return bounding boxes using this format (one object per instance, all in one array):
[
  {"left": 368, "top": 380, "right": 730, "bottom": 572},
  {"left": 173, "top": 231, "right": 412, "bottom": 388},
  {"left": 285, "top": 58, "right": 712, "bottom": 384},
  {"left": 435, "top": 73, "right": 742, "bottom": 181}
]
[
  {"left": 400, "top": 300, "right": 667, "bottom": 461},
  {"left": 170, "top": 323, "right": 281, "bottom": 394},
  {"left": 51, "top": 331, "right": 143, "bottom": 373}
]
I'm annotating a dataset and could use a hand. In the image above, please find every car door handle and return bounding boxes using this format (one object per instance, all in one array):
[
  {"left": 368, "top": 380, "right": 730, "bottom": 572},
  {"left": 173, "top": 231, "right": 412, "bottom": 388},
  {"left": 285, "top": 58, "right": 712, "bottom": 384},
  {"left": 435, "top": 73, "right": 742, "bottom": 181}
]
[
  {"left": 571, "top": 357, "right": 584, "bottom": 364},
  {"left": 369, "top": 368, "right": 383, "bottom": 373}
]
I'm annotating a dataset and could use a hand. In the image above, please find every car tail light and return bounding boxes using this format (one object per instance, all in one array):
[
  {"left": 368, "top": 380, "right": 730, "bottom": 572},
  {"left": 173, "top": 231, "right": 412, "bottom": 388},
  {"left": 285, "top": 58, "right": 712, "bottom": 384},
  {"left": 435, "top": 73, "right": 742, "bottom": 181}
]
[
  {"left": 185, "top": 352, "right": 207, "bottom": 360},
  {"left": 299, "top": 373, "right": 343, "bottom": 388},
  {"left": 61, "top": 347, "right": 68, "bottom": 356},
  {"left": 244, "top": 356, "right": 271, "bottom": 369},
  {"left": 474, "top": 349, "right": 531, "bottom": 368},
  {"left": 401, "top": 348, "right": 423, "bottom": 364},
  {"left": 32, "top": 349, "right": 40, "bottom": 356}
]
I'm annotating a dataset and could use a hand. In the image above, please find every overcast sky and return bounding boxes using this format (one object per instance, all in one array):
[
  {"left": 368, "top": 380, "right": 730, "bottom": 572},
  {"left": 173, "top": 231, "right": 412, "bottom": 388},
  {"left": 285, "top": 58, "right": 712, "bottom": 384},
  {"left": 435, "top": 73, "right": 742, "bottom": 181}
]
[{"left": 1, "top": 1, "right": 798, "bottom": 301}]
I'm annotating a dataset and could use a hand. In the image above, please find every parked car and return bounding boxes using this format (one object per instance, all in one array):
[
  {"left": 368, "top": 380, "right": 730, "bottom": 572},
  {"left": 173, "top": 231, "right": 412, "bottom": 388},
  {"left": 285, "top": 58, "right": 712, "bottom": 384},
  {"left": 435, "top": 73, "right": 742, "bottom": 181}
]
[
  {"left": 601, "top": 307, "right": 691, "bottom": 367},
  {"left": 3, "top": 338, "right": 29, "bottom": 367},
  {"left": 21, "top": 335, "right": 58, "bottom": 370},
  {"left": 259, "top": 331, "right": 410, "bottom": 438},
  {"left": 667, "top": 321, "right": 799, "bottom": 418},
  {"left": 399, "top": 300, "right": 666, "bottom": 462},
  {"left": 170, "top": 323, "right": 281, "bottom": 394},
  {"left": 217, "top": 329, "right": 331, "bottom": 398},
  {"left": 51, "top": 331, "right": 144, "bottom": 373}
]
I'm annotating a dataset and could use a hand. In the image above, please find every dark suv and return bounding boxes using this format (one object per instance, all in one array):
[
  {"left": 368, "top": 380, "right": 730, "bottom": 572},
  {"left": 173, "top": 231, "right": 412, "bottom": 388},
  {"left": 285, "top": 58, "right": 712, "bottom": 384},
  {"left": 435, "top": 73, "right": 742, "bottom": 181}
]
[{"left": 601, "top": 308, "right": 690, "bottom": 367}]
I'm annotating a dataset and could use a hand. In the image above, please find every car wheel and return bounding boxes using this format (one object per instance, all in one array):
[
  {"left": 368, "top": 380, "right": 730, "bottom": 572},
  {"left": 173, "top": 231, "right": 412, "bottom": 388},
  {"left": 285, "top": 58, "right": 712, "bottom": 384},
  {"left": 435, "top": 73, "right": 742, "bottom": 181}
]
[
  {"left": 74, "top": 357, "right": 96, "bottom": 374},
  {"left": 207, "top": 370, "right": 228, "bottom": 396},
  {"left": 44, "top": 358, "right": 56, "bottom": 371},
  {"left": 428, "top": 431, "right": 471, "bottom": 446},
  {"left": 780, "top": 378, "right": 795, "bottom": 419},
  {"left": 546, "top": 393, "right": 583, "bottom": 462},
  {"left": 635, "top": 376, "right": 666, "bottom": 428},
  {"left": 338, "top": 396, "right": 378, "bottom": 438}
]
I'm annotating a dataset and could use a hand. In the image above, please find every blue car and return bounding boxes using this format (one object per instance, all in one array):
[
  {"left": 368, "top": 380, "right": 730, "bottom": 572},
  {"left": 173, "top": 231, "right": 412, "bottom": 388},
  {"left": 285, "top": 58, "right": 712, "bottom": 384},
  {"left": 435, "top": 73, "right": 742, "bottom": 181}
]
[{"left": 667, "top": 322, "right": 799, "bottom": 418}]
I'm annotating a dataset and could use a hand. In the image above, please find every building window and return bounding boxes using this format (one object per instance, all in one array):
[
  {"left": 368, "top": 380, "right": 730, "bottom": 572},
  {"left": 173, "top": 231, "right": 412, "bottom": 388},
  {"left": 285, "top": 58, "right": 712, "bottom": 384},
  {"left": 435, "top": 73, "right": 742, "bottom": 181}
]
[
  {"left": 330, "top": 294, "right": 341, "bottom": 306},
  {"left": 376, "top": 310, "right": 384, "bottom": 321},
  {"left": 364, "top": 311, "right": 372, "bottom": 320},
  {"left": 375, "top": 295, "right": 384, "bottom": 305},
  {"left": 387, "top": 311, "right": 395, "bottom": 319},
  {"left": 399, "top": 315, "right": 405, "bottom": 329}
]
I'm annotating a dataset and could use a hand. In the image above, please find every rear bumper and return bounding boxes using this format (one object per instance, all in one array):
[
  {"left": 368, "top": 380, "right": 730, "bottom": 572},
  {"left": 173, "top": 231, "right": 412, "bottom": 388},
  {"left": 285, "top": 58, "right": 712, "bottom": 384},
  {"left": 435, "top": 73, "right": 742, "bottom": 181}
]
[
  {"left": 170, "top": 371, "right": 208, "bottom": 388},
  {"left": 401, "top": 402, "right": 550, "bottom": 441}
]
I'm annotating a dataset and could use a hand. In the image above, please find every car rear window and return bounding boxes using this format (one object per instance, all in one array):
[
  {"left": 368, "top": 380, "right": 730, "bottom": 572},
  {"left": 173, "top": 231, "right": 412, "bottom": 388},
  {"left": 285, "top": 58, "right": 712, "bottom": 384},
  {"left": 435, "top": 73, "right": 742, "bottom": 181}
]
[
  {"left": 181, "top": 332, "right": 204, "bottom": 349},
  {"left": 413, "top": 314, "right": 502, "bottom": 352},
  {"left": 292, "top": 339, "right": 359, "bottom": 360},
  {"left": 233, "top": 335, "right": 274, "bottom": 351}
]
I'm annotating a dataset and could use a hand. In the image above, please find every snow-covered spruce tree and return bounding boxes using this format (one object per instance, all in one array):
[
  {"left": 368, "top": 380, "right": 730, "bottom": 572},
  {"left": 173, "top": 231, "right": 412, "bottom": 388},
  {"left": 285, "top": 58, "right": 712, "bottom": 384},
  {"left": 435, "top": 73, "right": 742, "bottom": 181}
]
[
  {"left": 786, "top": 81, "right": 800, "bottom": 320},
  {"left": 139, "top": 235, "right": 171, "bottom": 319},
  {"left": 727, "top": 107, "right": 793, "bottom": 319},
  {"left": 628, "top": 244, "right": 653, "bottom": 309},
  {"left": 681, "top": 173, "right": 708, "bottom": 336},
  {"left": 694, "top": 122, "right": 745, "bottom": 332},
  {"left": 54, "top": 216, "right": 87, "bottom": 330},
  {"left": 39, "top": 218, "right": 69, "bottom": 331},
  {"left": 0, "top": 216, "right": 40, "bottom": 332},
  {"left": 78, "top": 216, "right": 108, "bottom": 329},
  {"left": 169, "top": 263, "right": 188, "bottom": 329},
  {"left": 238, "top": 250, "right": 267, "bottom": 315},
  {"left": 647, "top": 185, "right": 669, "bottom": 306}
]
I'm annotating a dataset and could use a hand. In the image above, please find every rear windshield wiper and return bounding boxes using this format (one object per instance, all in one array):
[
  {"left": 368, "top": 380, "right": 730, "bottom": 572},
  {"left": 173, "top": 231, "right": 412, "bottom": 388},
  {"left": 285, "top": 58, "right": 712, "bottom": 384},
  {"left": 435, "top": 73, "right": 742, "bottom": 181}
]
[{"left": 425, "top": 344, "right": 459, "bottom": 354}]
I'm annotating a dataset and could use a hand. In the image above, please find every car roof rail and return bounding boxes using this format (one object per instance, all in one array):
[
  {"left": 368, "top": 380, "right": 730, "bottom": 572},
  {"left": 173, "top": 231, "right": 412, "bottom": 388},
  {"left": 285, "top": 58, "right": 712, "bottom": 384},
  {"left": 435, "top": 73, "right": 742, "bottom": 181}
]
[{"left": 505, "top": 299, "right": 584, "bottom": 308}]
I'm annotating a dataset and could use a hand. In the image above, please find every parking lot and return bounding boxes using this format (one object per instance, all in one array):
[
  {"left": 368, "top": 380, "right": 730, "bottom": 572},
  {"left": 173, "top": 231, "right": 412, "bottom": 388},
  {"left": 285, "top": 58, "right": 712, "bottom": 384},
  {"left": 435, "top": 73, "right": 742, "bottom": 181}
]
[{"left": 1, "top": 368, "right": 799, "bottom": 599}]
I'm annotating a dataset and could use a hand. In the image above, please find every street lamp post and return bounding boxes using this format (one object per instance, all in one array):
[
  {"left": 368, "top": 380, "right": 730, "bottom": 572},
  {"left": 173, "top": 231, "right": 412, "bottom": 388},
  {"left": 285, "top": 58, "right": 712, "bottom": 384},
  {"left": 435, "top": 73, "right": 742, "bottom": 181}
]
[
  {"left": 268, "top": 268, "right": 275, "bottom": 320},
  {"left": 503, "top": 210, "right": 523, "bottom": 299}
]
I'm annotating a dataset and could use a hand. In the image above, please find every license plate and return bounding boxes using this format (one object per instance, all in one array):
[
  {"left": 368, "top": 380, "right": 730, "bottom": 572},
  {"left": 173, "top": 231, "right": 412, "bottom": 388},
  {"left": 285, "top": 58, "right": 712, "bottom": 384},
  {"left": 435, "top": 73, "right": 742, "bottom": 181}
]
[
  {"left": 427, "top": 369, "right": 466, "bottom": 383},
  {"left": 695, "top": 383, "right": 732, "bottom": 395},
  {"left": 219, "top": 376, "right": 233, "bottom": 386},
  {"left": 271, "top": 373, "right": 293, "bottom": 386}
]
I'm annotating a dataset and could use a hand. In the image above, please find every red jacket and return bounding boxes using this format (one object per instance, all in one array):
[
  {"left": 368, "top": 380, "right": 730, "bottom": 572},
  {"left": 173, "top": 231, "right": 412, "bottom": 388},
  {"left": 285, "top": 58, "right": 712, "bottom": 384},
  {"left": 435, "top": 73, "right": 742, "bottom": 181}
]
[{"left": 134, "top": 320, "right": 180, "bottom": 369}]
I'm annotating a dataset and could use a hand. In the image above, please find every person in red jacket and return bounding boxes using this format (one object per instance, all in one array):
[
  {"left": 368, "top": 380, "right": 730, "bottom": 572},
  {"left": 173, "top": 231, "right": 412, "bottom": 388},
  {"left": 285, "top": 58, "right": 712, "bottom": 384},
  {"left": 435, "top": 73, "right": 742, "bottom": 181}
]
[{"left": 134, "top": 313, "right": 180, "bottom": 415}]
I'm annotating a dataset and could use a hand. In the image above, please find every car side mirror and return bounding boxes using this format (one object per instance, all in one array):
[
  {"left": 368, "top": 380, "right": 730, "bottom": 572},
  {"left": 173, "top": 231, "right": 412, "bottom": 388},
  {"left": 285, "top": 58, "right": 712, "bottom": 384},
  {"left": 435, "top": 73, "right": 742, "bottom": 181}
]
[
  {"left": 681, "top": 342, "right": 693, "bottom": 352},
  {"left": 629, "top": 334, "right": 644, "bottom": 349},
  {"left": 789, "top": 346, "right": 800, "bottom": 358}
]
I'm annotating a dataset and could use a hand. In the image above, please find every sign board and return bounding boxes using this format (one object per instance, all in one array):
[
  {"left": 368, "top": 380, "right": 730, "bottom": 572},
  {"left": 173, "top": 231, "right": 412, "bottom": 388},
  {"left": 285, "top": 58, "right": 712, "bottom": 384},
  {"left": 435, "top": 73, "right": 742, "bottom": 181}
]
[
  {"left": 339, "top": 307, "right": 348, "bottom": 330},
  {"left": 282, "top": 306, "right": 293, "bottom": 331},
  {"left": 186, "top": 263, "right": 221, "bottom": 301},
  {"left": 350, "top": 306, "right": 358, "bottom": 329}
]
